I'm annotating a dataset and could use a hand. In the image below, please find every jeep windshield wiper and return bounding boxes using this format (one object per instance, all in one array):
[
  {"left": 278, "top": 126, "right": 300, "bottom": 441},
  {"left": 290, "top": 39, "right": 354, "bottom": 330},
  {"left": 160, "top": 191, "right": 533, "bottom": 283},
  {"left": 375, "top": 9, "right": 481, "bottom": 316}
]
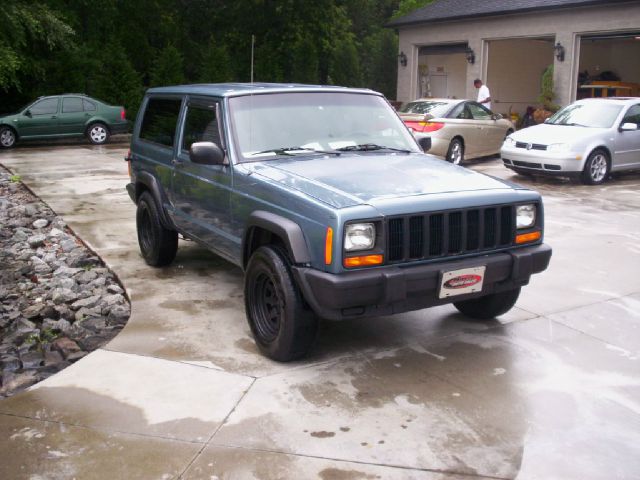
[
  {"left": 251, "top": 146, "right": 340, "bottom": 156},
  {"left": 335, "top": 143, "right": 411, "bottom": 153}
]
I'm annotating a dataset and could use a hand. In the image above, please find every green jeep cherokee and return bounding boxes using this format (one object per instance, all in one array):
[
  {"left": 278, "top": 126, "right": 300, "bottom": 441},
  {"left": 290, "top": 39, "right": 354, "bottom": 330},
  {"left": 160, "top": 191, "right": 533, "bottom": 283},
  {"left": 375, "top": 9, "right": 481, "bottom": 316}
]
[{"left": 126, "top": 83, "right": 552, "bottom": 361}]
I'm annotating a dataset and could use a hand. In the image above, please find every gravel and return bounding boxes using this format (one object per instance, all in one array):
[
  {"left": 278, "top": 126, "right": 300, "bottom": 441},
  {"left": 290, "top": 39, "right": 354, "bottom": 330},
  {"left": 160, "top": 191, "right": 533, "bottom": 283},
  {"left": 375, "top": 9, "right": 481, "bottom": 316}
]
[{"left": 0, "top": 167, "right": 131, "bottom": 398}]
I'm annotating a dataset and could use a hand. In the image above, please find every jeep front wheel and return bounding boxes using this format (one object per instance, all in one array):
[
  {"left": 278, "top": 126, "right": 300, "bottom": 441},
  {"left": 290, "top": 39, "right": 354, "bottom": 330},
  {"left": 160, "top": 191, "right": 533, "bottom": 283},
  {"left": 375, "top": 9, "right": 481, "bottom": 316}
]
[
  {"left": 136, "top": 191, "right": 178, "bottom": 266},
  {"left": 453, "top": 287, "right": 521, "bottom": 320},
  {"left": 244, "top": 246, "right": 318, "bottom": 361}
]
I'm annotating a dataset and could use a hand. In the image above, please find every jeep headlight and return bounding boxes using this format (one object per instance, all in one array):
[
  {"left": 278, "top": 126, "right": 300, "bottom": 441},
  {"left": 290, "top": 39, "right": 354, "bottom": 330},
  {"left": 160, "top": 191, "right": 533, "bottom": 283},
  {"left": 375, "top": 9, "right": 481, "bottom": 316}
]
[
  {"left": 516, "top": 205, "right": 536, "bottom": 229},
  {"left": 344, "top": 223, "right": 375, "bottom": 251}
]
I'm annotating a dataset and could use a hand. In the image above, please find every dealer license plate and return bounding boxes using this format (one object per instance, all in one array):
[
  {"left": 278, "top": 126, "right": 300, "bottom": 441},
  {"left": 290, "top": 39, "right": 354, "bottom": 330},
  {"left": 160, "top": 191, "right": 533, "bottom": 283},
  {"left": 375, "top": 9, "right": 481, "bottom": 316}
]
[{"left": 438, "top": 266, "right": 486, "bottom": 299}]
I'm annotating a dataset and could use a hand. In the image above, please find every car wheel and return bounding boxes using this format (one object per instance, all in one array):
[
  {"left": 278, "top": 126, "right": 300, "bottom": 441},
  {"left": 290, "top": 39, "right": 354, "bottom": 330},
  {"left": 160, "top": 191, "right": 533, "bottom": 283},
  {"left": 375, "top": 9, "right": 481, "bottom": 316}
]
[
  {"left": 446, "top": 138, "right": 464, "bottom": 165},
  {"left": 581, "top": 149, "right": 610, "bottom": 185},
  {"left": 245, "top": 245, "right": 318, "bottom": 362},
  {"left": 136, "top": 191, "right": 178, "bottom": 266},
  {"left": 0, "top": 127, "right": 17, "bottom": 148},
  {"left": 453, "top": 288, "right": 520, "bottom": 320},
  {"left": 87, "top": 123, "right": 110, "bottom": 145}
]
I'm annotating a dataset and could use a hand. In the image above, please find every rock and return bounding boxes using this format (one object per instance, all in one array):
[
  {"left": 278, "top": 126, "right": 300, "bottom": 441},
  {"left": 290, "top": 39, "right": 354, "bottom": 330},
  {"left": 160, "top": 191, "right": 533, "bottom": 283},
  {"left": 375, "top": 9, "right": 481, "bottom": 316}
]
[
  {"left": 76, "top": 270, "right": 98, "bottom": 284},
  {"left": 54, "top": 305, "right": 74, "bottom": 321},
  {"left": 74, "top": 306, "right": 102, "bottom": 322},
  {"left": 30, "top": 255, "right": 52, "bottom": 274},
  {"left": 20, "top": 351, "right": 44, "bottom": 369},
  {"left": 53, "top": 266, "right": 83, "bottom": 277},
  {"left": 71, "top": 295, "right": 101, "bottom": 310},
  {"left": 44, "top": 350, "right": 64, "bottom": 366},
  {"left": 48, "top": 228, "right": 65, "bottom": 238},
  {"left": 51, "top": 337, "right": 82, "bottom": 359},
  {"left": 0, "top": 355, "right": 21, "bottom": 373},
  {"left": 0, "top": 371, "right": 38, "bottom": 396},
  {"left": 32, "top": 219, "right": 49, "bottom": 229},
  {"left": 66, "top": 351, "right": 88, "bottom": 362},
  {"left": 102, "top": 293, "right": 125, "bottom": 307},
  {"left": 43, "top": 318, "right": 72, "bottom": 334},
  {"left": 27, "top": 234, "right": 46, "bottom": 248},
  {"left": 78, "top": 335, "right": 108, "bottom": 351},
  {"left": 78, "top": 317, "right": 107, "bottom": 333},
  {"left": 51, "top": 288, "right": 79, "bottom": 305},
  {"left": 107, "top": 304, "right": 130, "bottom": 325},
  {"left": 106, "top": 284, "right": 124, "bottom": 295}
]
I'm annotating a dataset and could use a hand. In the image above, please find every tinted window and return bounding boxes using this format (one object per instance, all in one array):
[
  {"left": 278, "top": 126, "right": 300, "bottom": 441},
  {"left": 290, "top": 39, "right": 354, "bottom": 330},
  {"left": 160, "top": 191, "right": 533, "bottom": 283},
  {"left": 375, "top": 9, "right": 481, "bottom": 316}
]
[
  {"left": 83, "top": 99, "right": 97, "bottom": 112},
  {"left": 30, "top": 98, "right": 59, "bottom": 115},
  {"left": 400, "top": 101, "right": 452, "bottom": 118},
  {"left": 622, "top": 105, "right": 640, "bottom": 127},
  {"left": 182, "top": 103, "right": 220, "bottom": 151},
  {"left": 467, "top": 102, "right": 492, "bottom": 119},
  {"left": 62, "top": 97, "right": 83, "bottom": 113},
  {"left": 139, "top": 98, "right": 182, "bottom": 147}
]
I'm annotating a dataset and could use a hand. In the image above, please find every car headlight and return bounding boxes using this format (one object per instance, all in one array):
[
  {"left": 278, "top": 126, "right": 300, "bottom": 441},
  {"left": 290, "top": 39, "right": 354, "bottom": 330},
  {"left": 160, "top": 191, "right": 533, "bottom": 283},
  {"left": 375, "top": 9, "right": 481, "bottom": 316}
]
[
  {"left": 516, "top": 205, "right": 536, "bottom": 229},
  {"left": 547, "top": 143, "right": 570, "bottom": 152},
  {"left": 344, "top": 223, "right": 375, "bottom": 251},
  {"left": 503, "top": 136, "right": 515, "bottom": 147}
]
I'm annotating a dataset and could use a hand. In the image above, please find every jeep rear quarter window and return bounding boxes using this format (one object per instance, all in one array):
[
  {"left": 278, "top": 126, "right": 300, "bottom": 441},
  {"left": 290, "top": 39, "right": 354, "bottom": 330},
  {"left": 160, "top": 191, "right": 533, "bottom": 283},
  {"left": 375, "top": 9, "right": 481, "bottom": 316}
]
[{"left": 140, "top": 97, "right": 182, "bottom": 147}]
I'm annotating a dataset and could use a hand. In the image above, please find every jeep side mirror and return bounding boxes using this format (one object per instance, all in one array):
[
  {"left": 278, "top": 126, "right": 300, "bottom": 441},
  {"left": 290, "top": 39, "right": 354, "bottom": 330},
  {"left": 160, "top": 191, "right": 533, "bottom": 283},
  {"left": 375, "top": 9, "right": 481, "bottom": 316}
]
[
  {"left": 417, "top": 136, "right": 431, "bottom": 152},
  {"left": 189, "top": 141, "right": 226, "bottom": 165},
  {"left": 620, "top": 122, "right": 637, "bottom": 132}
]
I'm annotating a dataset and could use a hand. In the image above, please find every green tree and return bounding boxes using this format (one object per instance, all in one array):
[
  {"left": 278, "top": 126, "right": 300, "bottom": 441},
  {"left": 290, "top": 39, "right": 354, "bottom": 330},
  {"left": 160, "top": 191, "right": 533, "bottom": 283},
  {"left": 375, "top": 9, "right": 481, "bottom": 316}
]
[
  {"left": 392, "top": 0, "right": 435, "bottom": 19},
  {"left": 150, "top": 44, "right": 185, "bottom": 87},
  {"left": 199, "top": 40, "right": 234, "bottom": 84},
  {"left": 0, "top": 1, "right": 74, "bottom": 91}
]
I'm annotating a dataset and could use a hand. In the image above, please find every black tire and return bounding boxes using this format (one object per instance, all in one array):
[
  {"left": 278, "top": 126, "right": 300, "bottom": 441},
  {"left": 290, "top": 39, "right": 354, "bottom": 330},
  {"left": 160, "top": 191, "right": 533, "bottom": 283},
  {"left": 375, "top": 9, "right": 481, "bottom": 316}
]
[
  {"left": 581, "top": 149, "right": 610, "bottom": 185},
  {"left": 446, "top": 138, "right": 464, "bottom": 165},
  {"left": 244, "top": 246, "right": 318, "bottom": 362},
  {"left": 87, "top": 122, "right": 110, "bottom": 145},
  {"left": 136, "top": 191, "right": 178, "bottom": 266},
  {"left": 453, "top": 288, "right": 521, "bottom": 320},
  {"left": 0, "top": 126, "right": 17, "bottom": 149}
]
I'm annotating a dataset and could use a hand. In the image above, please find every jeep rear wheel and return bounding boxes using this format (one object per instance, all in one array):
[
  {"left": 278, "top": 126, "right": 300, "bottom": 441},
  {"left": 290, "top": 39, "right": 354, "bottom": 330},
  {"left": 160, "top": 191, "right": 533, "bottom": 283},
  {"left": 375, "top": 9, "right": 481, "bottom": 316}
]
[
  {"left": 136, "top": 191, "right": 178, "bottom": 266},
  {"left": 245, "top": 246, "right": 318, "bottom": 361},
  {"left": 453, "top": 287, "right": 521, "bottom": 320}
]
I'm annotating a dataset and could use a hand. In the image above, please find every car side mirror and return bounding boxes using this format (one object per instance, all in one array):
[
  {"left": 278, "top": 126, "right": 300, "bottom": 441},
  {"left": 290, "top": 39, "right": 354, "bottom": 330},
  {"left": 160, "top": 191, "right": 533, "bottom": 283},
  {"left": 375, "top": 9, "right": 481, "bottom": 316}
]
[
  {"left": 417, "top": 136, "right": 431, "bottom": 152},
  {"left": 491, "top": 113, "right": 502, "bottom": 121},
  {"left": 620, "top": 122, "right": 638, "bottom": 132},
  {"left": 189, "top": 141, "right": 226, "bottom": 165},
  {"left": 24, "top": 110, "right": 32, "bottom": 117}
]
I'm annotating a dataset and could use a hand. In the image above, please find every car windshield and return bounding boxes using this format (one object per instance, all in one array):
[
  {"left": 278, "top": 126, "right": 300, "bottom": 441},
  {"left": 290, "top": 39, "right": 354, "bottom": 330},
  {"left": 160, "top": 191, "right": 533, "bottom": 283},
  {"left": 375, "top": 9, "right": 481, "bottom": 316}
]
[
  {"left": 229, "top": 92, "right": 420, "bottom": 162},
  {"left": 399, "top": 101, "right": 452, "bottom": 117},
  {"left": 546, "top": 103, "right": 623, "bottom": 128}
]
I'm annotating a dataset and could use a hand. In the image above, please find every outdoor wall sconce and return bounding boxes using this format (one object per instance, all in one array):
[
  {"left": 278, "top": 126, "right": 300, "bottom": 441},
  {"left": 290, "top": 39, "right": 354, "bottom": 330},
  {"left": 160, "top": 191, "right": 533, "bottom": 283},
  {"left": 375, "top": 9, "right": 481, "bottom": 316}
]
[
  {"left": 554, "top": 42, "right": 565, "bottom": 62},
  {"left": 465, "top": 47, "right": 475, "bottom": 65},
  {"left": 398, "top": 51, "right": 408, "bottom": 67}
]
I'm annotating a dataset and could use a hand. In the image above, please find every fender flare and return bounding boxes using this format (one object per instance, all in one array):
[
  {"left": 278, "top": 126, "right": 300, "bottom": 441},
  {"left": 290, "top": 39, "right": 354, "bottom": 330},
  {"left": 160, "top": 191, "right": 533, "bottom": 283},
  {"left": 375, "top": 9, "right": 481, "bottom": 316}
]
[
  {"left": 134, "top": 171, "right": 177, "bottom": 230},
  {"left": 243, "top": 211, "right": 311, "bottom": 267}
]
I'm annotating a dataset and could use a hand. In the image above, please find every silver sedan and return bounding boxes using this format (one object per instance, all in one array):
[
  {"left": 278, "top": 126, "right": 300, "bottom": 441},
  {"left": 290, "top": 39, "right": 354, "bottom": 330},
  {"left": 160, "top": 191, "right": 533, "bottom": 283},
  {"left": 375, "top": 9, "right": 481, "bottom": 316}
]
[
  {"left": 398, "top": 98, "right": 515, "bottom": 164},
  {"left": 501, "top": 98, "right": 640, "bottom": 185}
]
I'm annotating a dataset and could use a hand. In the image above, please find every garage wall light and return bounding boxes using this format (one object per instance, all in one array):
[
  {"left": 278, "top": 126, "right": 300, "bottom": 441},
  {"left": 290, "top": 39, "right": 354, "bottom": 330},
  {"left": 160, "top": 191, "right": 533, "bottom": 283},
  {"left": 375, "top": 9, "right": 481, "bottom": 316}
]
[
  {"left": 554, "top": 42, "right": 565, "bottom": 62},
  {"left": 398, "top": 51, "right": 408, "bottom": 67},
  {"left": 465, "top": 47, "right": 475, "bottom": 65}
]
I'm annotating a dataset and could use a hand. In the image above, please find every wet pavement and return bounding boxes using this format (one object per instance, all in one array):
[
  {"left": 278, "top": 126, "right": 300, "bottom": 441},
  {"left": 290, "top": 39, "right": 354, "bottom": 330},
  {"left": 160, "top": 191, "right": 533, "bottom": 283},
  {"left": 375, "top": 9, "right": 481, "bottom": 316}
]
[{"left": 1, "top": 142, "right": 639, "bottom": 479}]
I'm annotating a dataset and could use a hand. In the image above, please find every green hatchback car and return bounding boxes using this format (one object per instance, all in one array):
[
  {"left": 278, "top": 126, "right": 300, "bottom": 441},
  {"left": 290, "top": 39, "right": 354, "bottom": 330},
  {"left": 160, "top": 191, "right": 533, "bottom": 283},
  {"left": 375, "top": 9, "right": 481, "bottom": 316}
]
[{"left": 0, "top": 94, "right": 129, "bottom": 148}]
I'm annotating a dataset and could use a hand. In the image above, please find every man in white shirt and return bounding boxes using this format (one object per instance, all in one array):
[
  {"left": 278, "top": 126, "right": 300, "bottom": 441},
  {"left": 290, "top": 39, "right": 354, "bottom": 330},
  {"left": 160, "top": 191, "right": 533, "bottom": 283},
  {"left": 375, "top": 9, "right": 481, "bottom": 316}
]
[{"left": 474, "top": 79, "right": 491, "bottom": 110}]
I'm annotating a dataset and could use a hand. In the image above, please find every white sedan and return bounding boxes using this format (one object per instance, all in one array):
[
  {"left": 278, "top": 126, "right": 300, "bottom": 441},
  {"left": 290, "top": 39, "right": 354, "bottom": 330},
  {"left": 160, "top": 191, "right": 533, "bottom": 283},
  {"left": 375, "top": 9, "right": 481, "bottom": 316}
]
[{"left": 501, "top": 97, "right": 640, "bottom": 185}]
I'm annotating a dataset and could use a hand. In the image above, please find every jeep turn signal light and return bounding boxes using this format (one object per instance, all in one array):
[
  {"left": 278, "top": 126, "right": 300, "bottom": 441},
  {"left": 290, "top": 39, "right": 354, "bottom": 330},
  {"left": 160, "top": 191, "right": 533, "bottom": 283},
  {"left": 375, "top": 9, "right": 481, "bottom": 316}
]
[
  {"left": 515, "top": 231, "right": 541, "bottom": 244},
  {"left": 325, "top": 227, "right": 333, "bottom": 265},
  {"left": 344, "top": 254, "right": 383, "bottom": 268}
]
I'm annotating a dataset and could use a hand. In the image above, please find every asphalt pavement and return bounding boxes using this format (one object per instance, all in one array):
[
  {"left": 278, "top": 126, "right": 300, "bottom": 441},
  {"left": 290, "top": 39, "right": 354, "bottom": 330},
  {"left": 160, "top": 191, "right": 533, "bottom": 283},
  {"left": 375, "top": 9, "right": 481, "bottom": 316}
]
[{"left": 1, "top": 142, "right": 639, "bottom": 479}]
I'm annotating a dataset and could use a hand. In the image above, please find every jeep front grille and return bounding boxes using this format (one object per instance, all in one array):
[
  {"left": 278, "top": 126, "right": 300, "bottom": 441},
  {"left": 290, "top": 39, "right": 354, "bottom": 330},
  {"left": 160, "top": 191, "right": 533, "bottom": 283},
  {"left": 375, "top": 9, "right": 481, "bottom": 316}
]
[{"left": 387, "top": 205, "right": 515, "bottom": 263}]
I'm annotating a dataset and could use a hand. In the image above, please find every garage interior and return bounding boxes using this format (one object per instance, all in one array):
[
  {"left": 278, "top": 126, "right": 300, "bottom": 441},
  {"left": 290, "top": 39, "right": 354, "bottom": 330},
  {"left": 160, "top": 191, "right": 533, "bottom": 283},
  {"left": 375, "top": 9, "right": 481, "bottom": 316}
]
[
  {"left": 486, "top": 38, "right": 555, "bottom": 121},
  {"left": 577, "top": 32, "right": 640, "bottom": 99},
  {"left": 417, "top": 44, "right": 468, "bottom": 100}
]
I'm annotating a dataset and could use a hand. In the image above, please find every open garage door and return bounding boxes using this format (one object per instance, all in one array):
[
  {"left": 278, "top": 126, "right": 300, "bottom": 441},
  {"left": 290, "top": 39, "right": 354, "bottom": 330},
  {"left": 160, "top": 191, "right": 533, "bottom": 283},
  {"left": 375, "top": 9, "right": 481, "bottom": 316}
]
[
  {"left": 486, "top": 38, "right": 554, "bottom": 121},
  {"left": 578, "top": 32, "right": 640, "bottom": 99},
  {"left": 417, "top": 43, "right": 468, "bottom": 99}
]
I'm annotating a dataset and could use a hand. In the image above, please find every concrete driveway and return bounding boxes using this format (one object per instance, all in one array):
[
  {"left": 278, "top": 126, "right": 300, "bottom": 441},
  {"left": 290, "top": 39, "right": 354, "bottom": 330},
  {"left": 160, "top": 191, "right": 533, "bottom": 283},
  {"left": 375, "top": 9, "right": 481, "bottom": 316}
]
[{"left": 1, "top": 142, "right": 639, "bottom": 479}]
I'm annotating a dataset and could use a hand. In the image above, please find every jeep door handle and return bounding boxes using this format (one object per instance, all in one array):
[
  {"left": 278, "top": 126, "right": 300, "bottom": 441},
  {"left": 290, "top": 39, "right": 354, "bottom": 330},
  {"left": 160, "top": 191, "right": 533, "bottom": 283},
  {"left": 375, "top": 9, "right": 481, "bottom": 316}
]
[{"left": 172, "top": 158, "right": 185, "bottom": 167}]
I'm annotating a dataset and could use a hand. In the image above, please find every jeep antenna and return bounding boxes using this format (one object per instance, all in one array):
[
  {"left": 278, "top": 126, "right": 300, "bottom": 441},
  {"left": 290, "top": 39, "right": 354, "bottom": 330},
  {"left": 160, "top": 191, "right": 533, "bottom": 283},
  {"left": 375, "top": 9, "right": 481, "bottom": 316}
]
[{"left": 250, "top": 34, "right": 255, "bottom": 83}]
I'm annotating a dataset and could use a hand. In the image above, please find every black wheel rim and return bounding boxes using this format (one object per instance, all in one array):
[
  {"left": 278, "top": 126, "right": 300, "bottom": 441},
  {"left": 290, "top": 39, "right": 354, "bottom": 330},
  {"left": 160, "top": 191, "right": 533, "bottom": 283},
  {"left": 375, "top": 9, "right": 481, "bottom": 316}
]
[
  {"left": 138, "top": 204, "right": 154, "bottom": 254},
  {"left": 251, "top": 272, "right": 282, "bottom": 342}
]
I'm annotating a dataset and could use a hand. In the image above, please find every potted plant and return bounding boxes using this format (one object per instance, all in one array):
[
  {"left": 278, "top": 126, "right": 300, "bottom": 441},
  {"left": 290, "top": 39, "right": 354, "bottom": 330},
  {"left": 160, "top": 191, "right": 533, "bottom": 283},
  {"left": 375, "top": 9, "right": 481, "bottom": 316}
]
[{"left": 533, "top": 65, "right": 560, "bottom": 124}]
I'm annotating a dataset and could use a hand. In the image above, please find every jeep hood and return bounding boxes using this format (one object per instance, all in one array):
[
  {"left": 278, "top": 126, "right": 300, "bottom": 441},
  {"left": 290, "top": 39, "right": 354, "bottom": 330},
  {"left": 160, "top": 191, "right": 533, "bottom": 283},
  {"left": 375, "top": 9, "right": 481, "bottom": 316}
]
[{"left": 239, "top": 153, "right": 512, "bottom": 208}]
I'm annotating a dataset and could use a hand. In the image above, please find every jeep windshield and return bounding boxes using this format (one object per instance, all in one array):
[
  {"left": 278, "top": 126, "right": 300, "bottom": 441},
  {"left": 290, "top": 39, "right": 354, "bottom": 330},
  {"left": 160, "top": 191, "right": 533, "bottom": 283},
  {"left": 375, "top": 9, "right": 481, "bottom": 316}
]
[{"left": 229, "top": 91, "right": 421, "bottom": 162}]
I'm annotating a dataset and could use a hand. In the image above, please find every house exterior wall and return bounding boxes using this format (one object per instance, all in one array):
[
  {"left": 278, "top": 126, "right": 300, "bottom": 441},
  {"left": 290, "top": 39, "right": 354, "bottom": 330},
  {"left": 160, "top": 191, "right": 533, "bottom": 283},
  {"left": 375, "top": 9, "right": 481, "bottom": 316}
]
[{"left": 396, "top": 2, "right": 640, "bottom": 106}]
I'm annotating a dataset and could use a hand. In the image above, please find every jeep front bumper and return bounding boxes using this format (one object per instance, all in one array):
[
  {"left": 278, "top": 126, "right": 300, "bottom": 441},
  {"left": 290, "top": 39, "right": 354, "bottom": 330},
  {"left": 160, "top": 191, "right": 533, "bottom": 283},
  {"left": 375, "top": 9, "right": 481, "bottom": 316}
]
[{"left": 292, "top": 243, "right": 551, "bottom": 320}]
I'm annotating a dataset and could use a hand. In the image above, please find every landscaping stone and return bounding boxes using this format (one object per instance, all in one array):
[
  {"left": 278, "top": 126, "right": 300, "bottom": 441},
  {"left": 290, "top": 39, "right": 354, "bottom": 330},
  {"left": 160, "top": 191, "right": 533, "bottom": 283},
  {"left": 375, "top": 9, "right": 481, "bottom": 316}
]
[{"left": 0, "top": 168, "right": 130, "bottom": 398}]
